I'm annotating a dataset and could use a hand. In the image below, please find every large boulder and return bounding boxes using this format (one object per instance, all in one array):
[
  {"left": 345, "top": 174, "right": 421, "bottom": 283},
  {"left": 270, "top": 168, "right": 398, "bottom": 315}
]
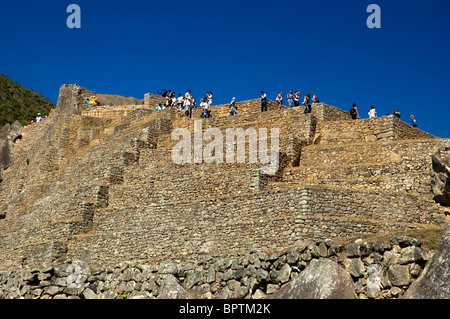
[
  {"left": 0, "top": 139, "right": 11, "bottom": 170},
  {"left": 157, "top": 274, "right": 193, "bottom": 299},
  {"left": 270, "top": 259, "right": 356, "bottom": 299},
  {"left": 431, "top": 155, "right": 450, "bottom": 206},
  {"left": 402, "top": 227, "right": 450, "bottom": 299},
  {"left": 0, "top": 121, "right": 23, "bottom": 170}
]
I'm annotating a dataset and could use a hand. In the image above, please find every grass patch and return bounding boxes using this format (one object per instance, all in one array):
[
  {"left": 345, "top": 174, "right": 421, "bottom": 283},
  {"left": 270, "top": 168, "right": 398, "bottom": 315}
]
[
  {"left": 331, "top": 227, "right": 447, "bottom": 250},
  {"left": 95, "top": 133, "right": 111, "bottom": 139},
  {"left": 104, "top": 123, "right": 120, "bottom": 128}
]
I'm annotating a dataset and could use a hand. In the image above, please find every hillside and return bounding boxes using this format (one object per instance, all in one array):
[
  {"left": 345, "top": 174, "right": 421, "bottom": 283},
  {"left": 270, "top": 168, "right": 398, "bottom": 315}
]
[{"left": 0, "top": 75, "right": 55, "bottom": 127}]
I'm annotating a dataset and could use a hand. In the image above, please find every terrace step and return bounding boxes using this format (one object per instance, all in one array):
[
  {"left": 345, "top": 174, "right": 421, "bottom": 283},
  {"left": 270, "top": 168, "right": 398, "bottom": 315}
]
[{"left": 298, "top": 138, "right": 444, "bottom": 168}]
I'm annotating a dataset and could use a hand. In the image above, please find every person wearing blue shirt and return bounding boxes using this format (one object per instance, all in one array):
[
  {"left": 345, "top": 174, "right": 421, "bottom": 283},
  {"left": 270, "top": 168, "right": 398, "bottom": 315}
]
[
  {"left": 260, "top": 91, "right": 267, "bottom": 112},
  {"left": 409, "top": 115, "right": 417, "bottom": 127},
  {"left": 392, "top": 108, "right": 401, "bottom": 118}
]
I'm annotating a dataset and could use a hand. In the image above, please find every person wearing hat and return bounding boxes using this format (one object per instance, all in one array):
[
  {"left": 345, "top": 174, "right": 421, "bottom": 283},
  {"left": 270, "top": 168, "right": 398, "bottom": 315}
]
[
  {"left": 229, "top": 97, "right": 237, "bottom": 116},
  {"left": 36, "top": 113, "right": 42, "bottom": 123}
]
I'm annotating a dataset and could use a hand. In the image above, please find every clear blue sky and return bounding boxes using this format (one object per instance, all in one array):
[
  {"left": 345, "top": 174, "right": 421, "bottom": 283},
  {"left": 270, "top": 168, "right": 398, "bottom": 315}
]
[{"left": 1, "top": 0, "right": 449, "bottom": 137}]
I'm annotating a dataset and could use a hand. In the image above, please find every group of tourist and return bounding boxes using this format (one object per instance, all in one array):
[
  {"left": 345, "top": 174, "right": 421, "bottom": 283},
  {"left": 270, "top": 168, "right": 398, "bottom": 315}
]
[
  {"left": 350, "top": 104, "right": 418, "bottom": 127},
  {"left": 156, "top": 89, "right": 322, "bottom": 118},
  {"left": 28, "top": 110, "right": 52, "bottom": 125},
  {"left": 274, "top": 90, "right": 320, "bottom": 114},
  {"left": 86, "top": 96, "right": 101, "bottom": 106},
  {"left": 155, "top": 89, "right": 419, "bottom": 128},
  {"left": 157, "top": 90, "right": 213, "bottom": 118}
]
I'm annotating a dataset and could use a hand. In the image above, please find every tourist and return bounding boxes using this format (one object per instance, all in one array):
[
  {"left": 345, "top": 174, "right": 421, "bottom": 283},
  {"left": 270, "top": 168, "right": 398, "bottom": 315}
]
[
  {"left": 185, "top": 97, "right": 194, "bottom": 118},
  {"left": 201, "top": 99, "right": 210, "bottom": 119},
  {"left": 171, "top": 93, "right": 177, "bottom": 108},
  {"left": 156, "top": 103, "right": 162, "bottom": 111},
  {"left": 303, "top": 93, "right": 311, "bottom": 114},
  {"left": 260, "top": 91, "right": 267, "bottom": 112},
  {"left": 312, "top": 94, "right": 320, "bottom": 104},
  {"left": 293, "top": 91, "right": 300, "bottom": 107},
  {"left": 276, "top": 91, "right": 283, "bottom": 108},
  {"left": 409, "top": 115, "right": 418, "bottom": 127},
  {"left": 177, "top": 94, "right": 184, "bottom": 110},
  {"left": 392, "top": 108, "right": 401, "bottom": 118},
  {"left": 368, "top": 105, "right": 377, "bottom": 118},
  {"left": 287, "top": 90, "right": 294, "bottom": 108},
  {"left": 36, "top": 113, "right": 42, "bottom": 123},
  {"left": 229, "top": 97, "right": 237, "bottom": 116},
  {"left": 350, "top": 104, "right": 359, "bottom": 119},
  {"left": 207, "top": 92, "right": 213, "bottom": 108},
  {"left": 185, "top": 90, "right": 191, "bottom": 101}
]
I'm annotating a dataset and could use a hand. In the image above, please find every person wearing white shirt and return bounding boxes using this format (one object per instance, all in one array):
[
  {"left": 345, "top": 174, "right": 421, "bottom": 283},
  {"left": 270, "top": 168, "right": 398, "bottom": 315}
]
[{"left": 368, "top": 105, "right": 377, "bottom": 118}]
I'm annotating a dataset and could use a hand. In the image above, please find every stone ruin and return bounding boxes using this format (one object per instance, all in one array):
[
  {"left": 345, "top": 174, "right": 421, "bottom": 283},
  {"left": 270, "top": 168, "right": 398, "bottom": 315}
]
[{"left": 0, "top": 84, "right": 449, "bottom": 299}]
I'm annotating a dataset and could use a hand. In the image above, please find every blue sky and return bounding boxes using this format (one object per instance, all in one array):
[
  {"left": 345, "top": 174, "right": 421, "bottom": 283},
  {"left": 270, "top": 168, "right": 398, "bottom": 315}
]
[{"left": 0, "top": 0, "right": 449, "bottom": 137}]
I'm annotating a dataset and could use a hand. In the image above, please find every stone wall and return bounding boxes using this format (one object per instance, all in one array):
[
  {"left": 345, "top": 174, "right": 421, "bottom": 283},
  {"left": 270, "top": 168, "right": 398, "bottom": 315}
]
[
  {"left": 144, "top": 93, "right": 165, "bottom": 107},
  {"left": 0, "top": 235, "right": 435, "bottom": 299},
  {"left": 56, "top": 184, "right": 446, "bottom": 267},
  {"left": 315, "top": 116, "right": 435, "bottom": 145},
  {"left": 300, "top": 138, "right": 450, "bottom": 167}
]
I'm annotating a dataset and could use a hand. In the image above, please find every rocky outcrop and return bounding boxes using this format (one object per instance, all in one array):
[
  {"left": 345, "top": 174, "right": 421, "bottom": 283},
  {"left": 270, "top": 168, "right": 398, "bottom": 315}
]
[
  {"left": 432, "top": 153, "right": 450, "bottom": 206},
  {"left": 0, "top": 121, "right": 23, "bottom": 170},
  {"left": 402, "top": 228, "right": 450, "bottom": 299}
]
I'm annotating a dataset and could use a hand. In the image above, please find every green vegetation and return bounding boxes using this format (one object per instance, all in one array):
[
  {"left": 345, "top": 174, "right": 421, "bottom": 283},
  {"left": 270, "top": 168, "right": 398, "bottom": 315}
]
[{"left": 0, "top": 74, "right": 56, "bottom": 127}]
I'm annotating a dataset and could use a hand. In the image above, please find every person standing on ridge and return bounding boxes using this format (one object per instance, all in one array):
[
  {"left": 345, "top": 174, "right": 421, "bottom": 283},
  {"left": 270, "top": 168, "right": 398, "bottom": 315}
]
[
  {"left": 392, "top": 108, "right": 401, "bottom": 118},
  {"left": 294, "top": 91, "right": 300, "bottom": 107},
  {"left": 276, "top": 91, "right": 283, "bottom": 108},
  {"left": 207, "top": 92, "right": 213, "bottom": 108},
  {"left": 229, "top": 97, "right": 237, "bottom": 116},
  {"left": 260, "top": 91, "right": 267, "bottom": 112},
  {"left": 368, "top": 105, "right": 377, "bottom": 118},
  {"left": 350, "top": 103, "right": 359, "bottom": 119},
  {"left": 287, "top": 90, "right": 294, "bottom": 108},
  {"left": 201, "top": 99, "right": 210, "bottom": 118},
  {"left": 177, "top": 94, "right": 184, "bottom": 110},
  {"left": 303, "top": 93, "right": 311, "bottom": 114}
]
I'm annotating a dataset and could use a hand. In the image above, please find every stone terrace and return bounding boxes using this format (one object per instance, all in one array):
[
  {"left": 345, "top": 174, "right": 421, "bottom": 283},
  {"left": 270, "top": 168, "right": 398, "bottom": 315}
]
[{"left": 0, "top": 84, "right": 449, "bottom": 271}]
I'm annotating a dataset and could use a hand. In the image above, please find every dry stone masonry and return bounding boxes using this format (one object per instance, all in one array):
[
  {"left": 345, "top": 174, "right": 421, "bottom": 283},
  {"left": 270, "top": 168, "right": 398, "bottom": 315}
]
[
  {"left": 0, "top": 84, "right": 449, "bottom": 299},
  {"left": 0, "top": 235, "right": 440, "bottom": 299}
]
